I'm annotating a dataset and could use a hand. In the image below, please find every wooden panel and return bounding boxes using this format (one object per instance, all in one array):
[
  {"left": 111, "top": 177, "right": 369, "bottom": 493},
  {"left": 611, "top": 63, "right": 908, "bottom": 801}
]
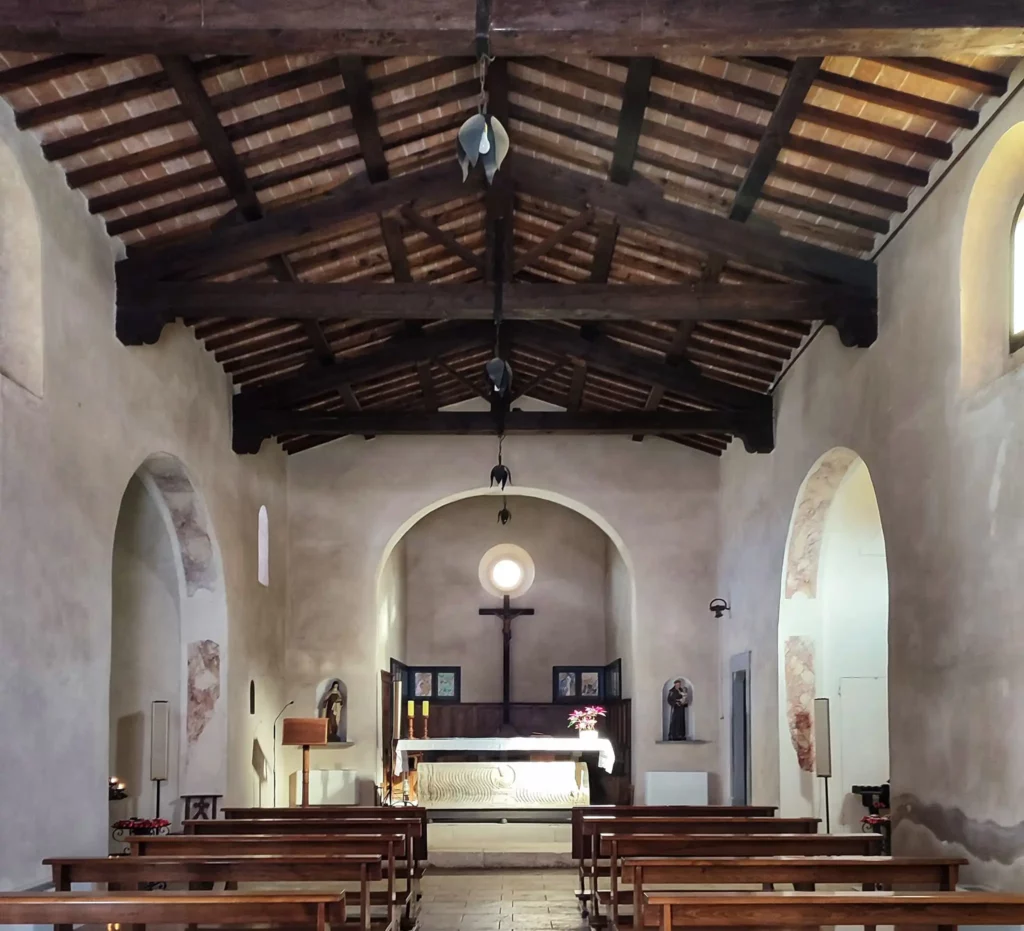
[{"left": 281, "top": 718, "right": 328, "bottom": 746}]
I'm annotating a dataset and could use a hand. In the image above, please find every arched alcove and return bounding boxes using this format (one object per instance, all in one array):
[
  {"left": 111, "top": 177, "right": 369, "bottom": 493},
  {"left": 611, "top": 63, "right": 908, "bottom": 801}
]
[
  {"left": 257, "top": 505, "right": 269, "bottom": 586},
  {"left": 960, "top": 121, "right": 1024, "bottom": 392},
  {"left": 777, "top": 449, "right": 889, "bottom": 830},
  {"left": 316, "top": 676, "right": 349, "bottom": 742},
  {"left": 661, "top": 676, "right": 695, "bottom": 742},
  {"left": 109, "top": 454, "right": 229, "bottom": 827},
  {"left": 0, "top": 137, "right": 44, "bottom": 397}
]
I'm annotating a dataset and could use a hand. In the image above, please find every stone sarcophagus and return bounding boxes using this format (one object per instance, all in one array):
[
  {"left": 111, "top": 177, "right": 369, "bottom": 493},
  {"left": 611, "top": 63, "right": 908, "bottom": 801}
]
[{"left": 415, "top": 760, "right": 590, "bottom": 809}]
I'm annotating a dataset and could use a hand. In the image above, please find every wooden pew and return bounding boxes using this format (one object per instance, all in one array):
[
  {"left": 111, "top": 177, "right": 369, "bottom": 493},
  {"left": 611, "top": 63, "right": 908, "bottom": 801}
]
[
  {"left": 587, "top": 832, "right": 883, "bottom": 922},
  {"left": 0, "top": 891, "right": 344, "bottom": 931},
  {"left": 221, "top": 807, "right": 429, "bottom": 859},
  {"left": 570, "top": 805, "right": 778, "bottom": 913},
  {"left": 181, "top": 819, "right": 423, "bottom": 926},
  {"left": 44, "top": 855, "right": 383, "bottom": 931},
  {"left": 642, "top": 890, "right": 1024, "bottom": 931},
  {"left": 610, "top": 856, "right": 966, "bottom": 929},
  {"left": 128, "top": 834, "right": 405, "bottom": 929}
]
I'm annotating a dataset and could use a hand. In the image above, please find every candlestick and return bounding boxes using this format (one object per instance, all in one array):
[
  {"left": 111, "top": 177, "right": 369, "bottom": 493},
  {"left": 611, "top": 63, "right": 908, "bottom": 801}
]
[
  {"left": 422, "top": 700, "right": 430, "bottom": 718},
  {"left": 422, "top": 701, "right": 430, "bottom": 738},
  {"left": 407, "top": 700, "right": 414, "bottom": 716}
]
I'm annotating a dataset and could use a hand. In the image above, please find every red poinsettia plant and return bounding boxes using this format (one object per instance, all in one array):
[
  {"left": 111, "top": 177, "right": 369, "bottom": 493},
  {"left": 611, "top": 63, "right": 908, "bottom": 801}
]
[{"left": 568, "top": 706, "right": 607, "bottom": 732}]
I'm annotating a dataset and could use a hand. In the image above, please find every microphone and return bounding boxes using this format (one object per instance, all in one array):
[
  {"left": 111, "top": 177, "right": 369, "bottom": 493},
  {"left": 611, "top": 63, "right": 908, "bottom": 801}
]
[{"left": 272, "top": 700, "right": 295, "bottom": 806}]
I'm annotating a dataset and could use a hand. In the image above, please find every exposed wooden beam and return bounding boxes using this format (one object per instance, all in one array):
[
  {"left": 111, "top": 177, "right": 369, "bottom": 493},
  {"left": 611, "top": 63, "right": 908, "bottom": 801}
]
[
  {"left": 120, "top": 161, "right": 476, "bottom": 281},
  {"left": 417, "top": 361, "right": 441, "bottom": 410},
  {"left": 338, "top": 56, "right": 389, "bottom": 183},
  {"left": 609, "top": 57, "right": 654, "bottom": 184},
  {"left": 234, "top": 408, "right": 774, "bottom": 454},
  {"left": 589, "top": 222, "right": 619, "bottom": 283},
  {"left": 4, "top": 2, "right": 1024, "bottom": 57},
  {"left": 380, "top": 216, "right": 413, "bottom": 283},
  {"left": 567, "top": 360, "right": 587, "bottom": 411},
  {"left": 511, "top": 321, "right": 769, "bottom": 411},
  {"left": 871, "top": 56, "right": 1009, "bottom": 95},
  {"left": 400, "top": 204, "right": 486, "bottom": 274},
  {"left": 511, "top": 358, "right": 566, "bottom": 401},
  {"left": 512, "top": 155, "right": 876, "bottom": 289},
  {"left": 119, "top": 280, "right": 876, "bottom": 340},
  {"left": 484, "top": 58, "right": 515, "bottom": 284},
  {"left": 731, "top": 57, "right": 823, "bottom": 224},
  {"left": 0, "top": 53, "right": 113, "bottom": 92},
  {"left": 233, "top": 322, "right": 491, "bottom": 413},
  {"left": 514, "top": 208, "right": 594, "bottom": 273},
  {"left": 436, "top": 359, "right": 492, "bottom": 402}
]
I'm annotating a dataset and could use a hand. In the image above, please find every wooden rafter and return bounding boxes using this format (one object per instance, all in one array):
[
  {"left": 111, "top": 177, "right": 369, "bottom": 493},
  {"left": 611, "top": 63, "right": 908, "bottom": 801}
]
[
  {"left": 4, "top": 1, "right": 1024, "bottom": 56},
  {"left": 609, "top": 57, "right": 654, "bottom": 184},
  {"left": 514, "top": 208, "right": 594, "bottom": 273},
  {"left": 339, "top": 56, "right": 389, "bottom": 183},
  {"left": 588, "top": 222, "right": 619, "bottom": 283},
  {"left": 400, "top": 204, "right": 485, "bottom": 274},
  {"left": 567, "top": 360, "right": 587, "bottom": 411}
]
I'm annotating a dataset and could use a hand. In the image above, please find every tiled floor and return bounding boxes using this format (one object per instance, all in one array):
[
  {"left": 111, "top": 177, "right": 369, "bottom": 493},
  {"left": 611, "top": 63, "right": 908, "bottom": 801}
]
[{"left": 418, "top": 870, "right": 587, "bottom": 931}]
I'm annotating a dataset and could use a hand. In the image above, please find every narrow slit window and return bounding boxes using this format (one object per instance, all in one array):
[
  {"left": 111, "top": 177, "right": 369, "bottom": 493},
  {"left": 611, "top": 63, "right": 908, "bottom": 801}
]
[
  {"left": 257, "top": 505, "right": 269, "bottom": 587},
  {"left": 1013, "top": 199, "right": 1024, "bottom": 350}
]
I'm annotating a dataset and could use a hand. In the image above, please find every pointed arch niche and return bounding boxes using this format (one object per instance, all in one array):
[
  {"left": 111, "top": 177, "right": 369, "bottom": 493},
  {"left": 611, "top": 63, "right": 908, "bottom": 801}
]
[
  {"left": 109, "top": 454, "right": 229, "bottom": 827},
  {"left": 777, "top": 449, "right": 889, "bottom": 830}
]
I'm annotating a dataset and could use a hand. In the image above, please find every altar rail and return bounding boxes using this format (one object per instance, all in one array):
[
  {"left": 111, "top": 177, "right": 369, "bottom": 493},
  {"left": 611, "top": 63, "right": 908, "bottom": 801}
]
[{"left": 426, "top": 701, "right": 631, "bottom": 801}]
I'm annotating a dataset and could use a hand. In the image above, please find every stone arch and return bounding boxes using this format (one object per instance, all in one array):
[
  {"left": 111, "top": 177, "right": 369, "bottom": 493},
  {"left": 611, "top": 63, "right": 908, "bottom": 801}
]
[
  {"left": 0, "top": 135, "right": 44, "bottom": 397},
  {"left": 110, "top": 453, "right": 229, "bottom": 826},
  {"left": 777, "top": 449, "right": 889, "bottom": 829},
  {"left": 960, "top": 121, "right": 1024, "bottom": 393}
]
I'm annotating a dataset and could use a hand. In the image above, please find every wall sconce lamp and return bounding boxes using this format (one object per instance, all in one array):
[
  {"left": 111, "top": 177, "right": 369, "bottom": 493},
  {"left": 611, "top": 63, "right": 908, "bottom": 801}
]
[{"left": 709, "top": 598, "right": 730, "bottom": 619}]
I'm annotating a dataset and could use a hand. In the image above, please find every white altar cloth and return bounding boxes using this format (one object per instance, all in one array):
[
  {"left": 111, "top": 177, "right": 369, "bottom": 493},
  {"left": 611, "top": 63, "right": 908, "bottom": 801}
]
[{"left": 395, "top": 737, "right": 615, "bottom": 774}]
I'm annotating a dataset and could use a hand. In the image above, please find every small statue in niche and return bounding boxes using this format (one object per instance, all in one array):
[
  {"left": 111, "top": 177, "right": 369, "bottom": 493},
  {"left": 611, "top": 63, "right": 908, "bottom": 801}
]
[
  {"left": 319, "top": 680, "right": 345, "bottom": 742},
  {"left": 666, "top": 678, "right": 692, "bottom": 741}
]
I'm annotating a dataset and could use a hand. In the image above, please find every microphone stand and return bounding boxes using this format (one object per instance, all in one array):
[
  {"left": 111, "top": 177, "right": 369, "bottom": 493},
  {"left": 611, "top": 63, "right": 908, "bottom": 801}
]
[{"left": 273, "top": 700, "right": 295, "bottom": 806}]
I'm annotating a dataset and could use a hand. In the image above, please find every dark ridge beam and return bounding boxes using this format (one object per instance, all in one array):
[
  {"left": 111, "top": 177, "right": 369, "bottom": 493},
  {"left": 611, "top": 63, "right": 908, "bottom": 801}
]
[
  {"left": 731, "top": 57, "right": 823, "bottom": 224},
  {"left": 233, "top": 408, "right": 774, "bottom": 455},
  {"left": 609, "top": 57, "right": 654, "bottom": 185},
  {"left": 567, "top": 360, "right": 587, "bottom": 411},
  {"left": 588, "top": 222, "right": 619, "bottom": 283},
  {"left": 484, "top": 58, "right": 515, "bottom": 284},
  {"left": 339, "top": 56, "right": 389, "bottom": 183}
]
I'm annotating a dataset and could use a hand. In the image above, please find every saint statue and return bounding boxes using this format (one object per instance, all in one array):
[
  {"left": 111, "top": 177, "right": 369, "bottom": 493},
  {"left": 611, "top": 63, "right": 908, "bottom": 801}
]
[
  {"left": 666, "top": 678, "right": 692, "bottom": 741},
  {"left": 320, "top": 680, "right": 345, "bottom": 742}
]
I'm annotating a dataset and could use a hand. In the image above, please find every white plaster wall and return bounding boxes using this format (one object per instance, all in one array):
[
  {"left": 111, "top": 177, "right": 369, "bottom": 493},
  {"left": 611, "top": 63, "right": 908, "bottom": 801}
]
[
  {"left": 717, "top": 78, "right": 1024, "bottom": 887},
  {"left": 0, "top": 101, "right": 288, "bottom": 890},
  {"left": 286, "top": 427, "right": 721, "bottom": 803},
  {"left": 379, "top": 538, "right": 407, "bottom": 669},
  {"left": 402, "top": 495, "right": 608, "bottom": 703},
  {"left": 605, "top": 540, "right": 634, "bottom": 698},
  {"left": 110, "top": 476, "right": 181, "bottom": 823}
]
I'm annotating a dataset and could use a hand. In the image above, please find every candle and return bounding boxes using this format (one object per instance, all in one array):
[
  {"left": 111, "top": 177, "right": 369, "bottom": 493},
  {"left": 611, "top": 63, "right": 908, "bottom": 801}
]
[
  {"left": 422, "top": 700, "right": 430, "bottom": 718},
  {"left": 407, "top": 700, "right": 415, "bottom": 717}
]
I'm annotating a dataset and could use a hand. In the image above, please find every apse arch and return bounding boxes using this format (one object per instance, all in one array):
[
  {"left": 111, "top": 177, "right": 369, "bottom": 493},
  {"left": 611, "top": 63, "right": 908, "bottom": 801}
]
[
  {"left": 0, "top": 136, "right": 44, "bottom": 397},
  {"left": 777, "top": 448, "right": 889, "bottom": 830},
  {"left": 109, "top": 453, "right": 229, "bottom": 826},
  {"left": 960, "top": 120, "right": 1024, "bottom": 393}
]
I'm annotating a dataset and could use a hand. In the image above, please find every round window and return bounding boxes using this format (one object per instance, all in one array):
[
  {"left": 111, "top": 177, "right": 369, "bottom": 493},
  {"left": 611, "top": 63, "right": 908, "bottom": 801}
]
[{"left": 478, "top": 543, "right": 535, "bottom": 598}]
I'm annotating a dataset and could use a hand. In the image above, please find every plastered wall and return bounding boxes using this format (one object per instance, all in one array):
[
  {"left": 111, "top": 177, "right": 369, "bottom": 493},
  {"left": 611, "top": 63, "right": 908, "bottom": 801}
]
[
  {"left": 717, "top": 76, "right": 1024, "bottom": 888},
  {"left": 402, "top": 495, "right": 609, "bottom": 703},
  {"left": 0, "top": 99, "right": 288, "bottom": 890}
]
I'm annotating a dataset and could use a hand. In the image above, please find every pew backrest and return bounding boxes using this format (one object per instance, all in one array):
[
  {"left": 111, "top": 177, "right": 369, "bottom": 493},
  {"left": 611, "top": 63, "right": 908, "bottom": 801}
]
[
  {"left": 581, "top": 816, "right": 819, "bottom": 839},
  {"left": 603, "top": 832, "right": 883, "bottom": 859},
  {"left": 129, "top": 832, "right": 407, "bottom": 859}
]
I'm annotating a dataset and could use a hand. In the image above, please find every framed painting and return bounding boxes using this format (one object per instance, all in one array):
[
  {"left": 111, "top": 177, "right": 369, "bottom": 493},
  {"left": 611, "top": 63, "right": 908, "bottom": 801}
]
[
  {"left": 405, "top": 666, "right": 461, "bottom": 703},
  {"left": 605, "top": 658, "right": 622, "bottom": 699},
  {"left": 553, "top": 666, "right": 605, "bottom": 702}
]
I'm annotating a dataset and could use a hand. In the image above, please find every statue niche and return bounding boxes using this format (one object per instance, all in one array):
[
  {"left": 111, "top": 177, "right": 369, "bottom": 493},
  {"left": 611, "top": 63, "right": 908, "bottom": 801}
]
[
  {"left": 317, "top": 678, "right": 348, "bottom": 743},
  {"left": 662, "top": 676, "right": 694, "bottom": 741}
]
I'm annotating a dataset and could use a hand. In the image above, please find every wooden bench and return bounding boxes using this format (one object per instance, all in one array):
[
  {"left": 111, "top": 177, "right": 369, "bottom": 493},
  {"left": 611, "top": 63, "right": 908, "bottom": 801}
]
[
  {"left": 221, "top": 807, "right": 429, "bottom": 859},
  {"left": 585, "top": 833, "right": 883, "bottom": 922},
  {"left": 0, "top": 891, "right": 344, "bottom": 931},
  {"left": 44, "top": 855, "right": 383, "bottom": 931},
  {"left": 128, "top": 834, "right": 408, "bottom": 928},
  {"left": 642, "top": 890, "right": 1024, "bottom": 931},
  {"left": 571, "top": 806, "right": 779, "bottom": 913},
  {"left": 609, "top": 856, "right": 966, "bottom": 930},
  {"left": 181, "top": 820, "right": 423, "bottom": 925}
]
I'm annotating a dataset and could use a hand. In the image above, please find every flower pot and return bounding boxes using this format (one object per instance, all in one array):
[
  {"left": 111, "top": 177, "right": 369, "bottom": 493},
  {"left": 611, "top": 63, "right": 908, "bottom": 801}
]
[{"left": 577, "top": 728, "right": 600, "bottom": 743}]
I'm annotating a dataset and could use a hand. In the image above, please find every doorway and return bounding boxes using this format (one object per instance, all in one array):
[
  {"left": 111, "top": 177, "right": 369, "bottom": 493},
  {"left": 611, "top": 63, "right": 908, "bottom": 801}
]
[{"left": 729, "top": 651, "right": 751, "bottom": 805}]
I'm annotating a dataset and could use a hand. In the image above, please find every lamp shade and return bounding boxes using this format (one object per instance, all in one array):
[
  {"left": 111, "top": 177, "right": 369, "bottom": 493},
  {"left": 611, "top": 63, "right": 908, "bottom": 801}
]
[{"left": 281, "top": 717, "right": 328, "bottom": 746}]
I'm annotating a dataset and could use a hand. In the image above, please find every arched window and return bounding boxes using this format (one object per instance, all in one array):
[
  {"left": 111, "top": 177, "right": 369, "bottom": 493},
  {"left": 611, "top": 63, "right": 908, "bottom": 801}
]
[
  {"left": 257, "top": 506, "right": 269, "bottom": 587},
  {"left": 1013, "top": 199, "right": 1024, "bottom": 351}
]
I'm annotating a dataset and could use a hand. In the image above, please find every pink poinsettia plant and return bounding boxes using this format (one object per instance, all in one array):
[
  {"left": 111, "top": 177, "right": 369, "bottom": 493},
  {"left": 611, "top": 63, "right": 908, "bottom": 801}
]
[{"left": 568, "top": 706, "right": 607, "bottom": 732}]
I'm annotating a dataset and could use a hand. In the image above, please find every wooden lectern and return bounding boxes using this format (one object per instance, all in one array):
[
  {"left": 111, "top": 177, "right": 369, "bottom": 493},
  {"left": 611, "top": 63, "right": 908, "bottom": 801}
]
[{"left": 281, "top": 718, "right": 328, "bottom": 807}]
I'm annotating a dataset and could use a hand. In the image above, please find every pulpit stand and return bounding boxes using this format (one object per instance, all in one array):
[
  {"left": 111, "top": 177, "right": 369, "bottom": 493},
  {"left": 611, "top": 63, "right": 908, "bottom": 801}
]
[{"left": 281, "top": 718, "right": 328, "bottom": 807}]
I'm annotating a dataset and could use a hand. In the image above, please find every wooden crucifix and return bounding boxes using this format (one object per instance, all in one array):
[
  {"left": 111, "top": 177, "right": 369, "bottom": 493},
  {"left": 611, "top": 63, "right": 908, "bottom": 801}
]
[{"left": 479, "top": 595, "right": 535, "bottom": 724}]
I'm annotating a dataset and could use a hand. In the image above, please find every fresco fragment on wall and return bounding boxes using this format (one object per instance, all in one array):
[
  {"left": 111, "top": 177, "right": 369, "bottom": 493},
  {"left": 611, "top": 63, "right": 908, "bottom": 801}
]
[
  {"left": 784, "top": 635, "right": 815, "bottom": 772},
  {"left": 187, "top": 639, "right": 220, "bottom": 745},
  {"left": 785, "top": 448, "right": 858, "bottom": 598}
]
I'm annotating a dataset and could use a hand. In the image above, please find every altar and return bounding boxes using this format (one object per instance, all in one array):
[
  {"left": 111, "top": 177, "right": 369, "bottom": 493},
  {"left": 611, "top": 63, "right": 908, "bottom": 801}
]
[{"left": 395, "top": 737, "right": 615, "bottom": 810}]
